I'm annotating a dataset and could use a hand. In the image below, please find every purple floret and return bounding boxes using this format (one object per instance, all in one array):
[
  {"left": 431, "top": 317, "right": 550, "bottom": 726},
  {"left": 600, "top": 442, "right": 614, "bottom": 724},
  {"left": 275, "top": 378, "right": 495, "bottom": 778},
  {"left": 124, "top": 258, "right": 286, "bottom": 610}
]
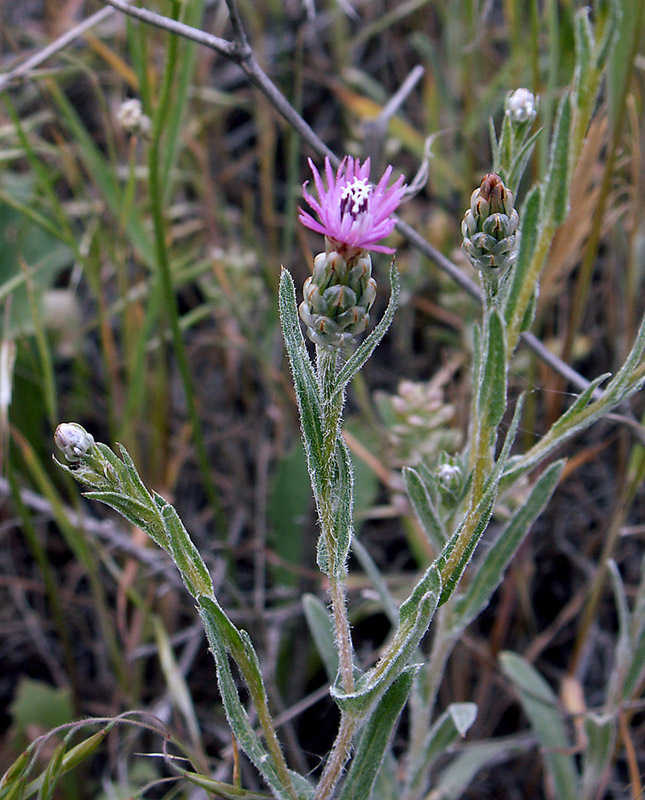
[{"left": 299, "top": 156, "right": 406, "bottom": 254}]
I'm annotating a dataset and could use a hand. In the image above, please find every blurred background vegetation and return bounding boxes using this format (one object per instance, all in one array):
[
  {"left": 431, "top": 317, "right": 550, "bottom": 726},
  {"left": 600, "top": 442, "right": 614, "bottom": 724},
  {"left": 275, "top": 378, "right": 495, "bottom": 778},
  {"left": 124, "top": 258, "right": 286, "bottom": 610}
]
[{"left": 0, "top": 0, "right": 644, "bottom": 797}]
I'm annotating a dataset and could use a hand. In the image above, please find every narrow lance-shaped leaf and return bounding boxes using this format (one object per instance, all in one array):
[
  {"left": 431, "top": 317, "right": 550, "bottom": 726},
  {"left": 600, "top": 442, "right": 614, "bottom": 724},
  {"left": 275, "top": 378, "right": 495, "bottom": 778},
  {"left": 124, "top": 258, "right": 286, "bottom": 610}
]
[
  {"left": 454, "top": 460, "right": 565, "bottom": 629},
  {"left": 433, "top": 737, "right": 530, "bottom": 798},
  {"left": 329, "top": 436, "right": 354, "bottom": 576},
  {"left": 623, "top": 552, "right": 645, "bottom": 700},
  {"left": 606, "top": 560, "right": 633, "bottom": 706},
  {"left": 572, "top": 8, "right": 594, "bottom": 113},
  {"left": 504, "top": 312, "right": 645, "bottom": 483},
  {"left": 157, "top": 497, "right": 213, "bottom": 598},
  {"left": 338, "top": 667, "right": 419, "bottom": 800},
  {"left": 198, "top": 597, "right": 296, "bottom": 800},
  {"left": 484, "top": 309, "right": 507, "bottom": 428},
  {"left": 500, "top": 652, "right": 580, "bottom": 800},
  {"left": 405, "top": 703, "right": 478, "bottom": 797},
  {"left": 279, "top": 269, "right": 325, "bottom": 499},
  {"left": 581, "top": 713, "right": 615, "bottom": 800},
  {"left": 351, "top": 537, "right": 399, "bottom": 626},
  {"left": 489, "top": 117, "right": 500, "bottom": 171},
  {"left": 332, "top": 261, "right": 400, "bottom": 399},
  {"left": 507, "top": 127, "right": 542, "bottom": 198},
  {"left": 542, "top": 94, "right": 572, "bottom": 227},
  {"left": 403, "top": 467, "right": 448, "bottom": 553},
  {"left": 303, "top": 594, "right": 339, "bottom": 683},
  {"left": 504, "top": 184, "right": 541, "bottom": 328},
  {"left": 550, "top": 373, "right": 611, "bottom": 434}
]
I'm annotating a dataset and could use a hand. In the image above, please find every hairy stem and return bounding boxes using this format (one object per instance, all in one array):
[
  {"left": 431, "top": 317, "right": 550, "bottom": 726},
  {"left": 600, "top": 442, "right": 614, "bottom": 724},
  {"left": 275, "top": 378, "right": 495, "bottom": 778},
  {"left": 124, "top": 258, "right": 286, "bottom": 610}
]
[{"left": 313, "top": 713, "right": 357, "bottom": 800}]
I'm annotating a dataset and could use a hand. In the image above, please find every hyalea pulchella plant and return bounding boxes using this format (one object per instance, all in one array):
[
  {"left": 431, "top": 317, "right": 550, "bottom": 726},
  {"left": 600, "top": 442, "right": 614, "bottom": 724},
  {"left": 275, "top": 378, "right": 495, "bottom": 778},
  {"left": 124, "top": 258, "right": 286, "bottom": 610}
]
[{"left": 3, "top": 3, "right": 645, "bottom": 800}]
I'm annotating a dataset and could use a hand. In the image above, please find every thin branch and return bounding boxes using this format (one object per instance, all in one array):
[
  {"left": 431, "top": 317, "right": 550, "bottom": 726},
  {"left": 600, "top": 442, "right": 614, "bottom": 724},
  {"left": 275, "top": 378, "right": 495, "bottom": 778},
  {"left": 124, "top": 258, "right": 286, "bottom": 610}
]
[
  {"left": 223, "top": 0, "right": 252, "bottom": 55},
  {"left": 99, "top": 0, "right": 237, "bottom": 58},
  {"left": 0, "top": 7, "right": 115, "bottom": 93},
  {"left": 364, "top": 65, "right": 424, "bottom": 168}
]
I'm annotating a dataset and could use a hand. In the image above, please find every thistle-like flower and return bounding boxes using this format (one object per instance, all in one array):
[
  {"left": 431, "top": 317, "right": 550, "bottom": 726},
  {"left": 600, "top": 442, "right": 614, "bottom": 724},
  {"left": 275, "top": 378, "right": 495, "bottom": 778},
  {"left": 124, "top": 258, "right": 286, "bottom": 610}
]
[
  {"left": 461, "top": 173, "right": 519, "bottom": 276},
  {"left": 298, "top": 157, "right": 406, "bottom": 348}
]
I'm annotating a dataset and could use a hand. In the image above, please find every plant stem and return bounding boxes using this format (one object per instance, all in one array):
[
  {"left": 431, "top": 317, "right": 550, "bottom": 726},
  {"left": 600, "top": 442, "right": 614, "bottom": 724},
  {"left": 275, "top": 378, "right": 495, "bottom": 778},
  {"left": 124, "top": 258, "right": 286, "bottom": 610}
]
[
  {"left": 316, "top": 347, "right": 356, "bottom": 694},
  {"left": 314, "top": 713, "right": 357, "bottom": 800},
  {"left": 330, "top": 573, "right": 355, "bottom": 694}
]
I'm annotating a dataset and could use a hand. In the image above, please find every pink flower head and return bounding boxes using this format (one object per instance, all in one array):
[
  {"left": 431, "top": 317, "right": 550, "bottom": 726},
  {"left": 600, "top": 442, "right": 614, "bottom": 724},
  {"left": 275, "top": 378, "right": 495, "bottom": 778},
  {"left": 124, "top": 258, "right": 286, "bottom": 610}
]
[{"left": 299, "top": 157, "right": 406, "bottom": 254}]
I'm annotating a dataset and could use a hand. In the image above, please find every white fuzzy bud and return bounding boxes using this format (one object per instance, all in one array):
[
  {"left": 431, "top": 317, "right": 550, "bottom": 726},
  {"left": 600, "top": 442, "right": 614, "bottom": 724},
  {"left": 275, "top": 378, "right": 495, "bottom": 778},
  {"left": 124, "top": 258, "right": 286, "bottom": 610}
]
[
  {"left": 116, "top": 98, "right": 152, "bottom": 139},
  {"left": 505, "top": 88, "right": 537, "bottom": 125},
  {"left": 54, "top": 423, "right": 95, "bottom": 462}
]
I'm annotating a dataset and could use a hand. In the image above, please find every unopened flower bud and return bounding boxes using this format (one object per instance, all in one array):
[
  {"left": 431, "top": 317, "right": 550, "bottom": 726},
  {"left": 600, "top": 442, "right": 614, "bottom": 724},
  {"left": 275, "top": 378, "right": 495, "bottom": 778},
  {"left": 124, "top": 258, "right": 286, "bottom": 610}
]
[
  {"left": 505, "top": 88, "right": 538, "bottom": 125},
  {"left": 117, "top": 98, "right": 151, "bottom": 139},
  {"left": 299, "top": 250, "right": 377, "bottom": 348},
  {"left": 461, "top": 173, "right": 519, "bottom": 276},
  {"left": 54, "top": 423, "right": 95, "bottom": 462},
  {"left": 436, "top": 458, "right": 462, "bottom": 497}
]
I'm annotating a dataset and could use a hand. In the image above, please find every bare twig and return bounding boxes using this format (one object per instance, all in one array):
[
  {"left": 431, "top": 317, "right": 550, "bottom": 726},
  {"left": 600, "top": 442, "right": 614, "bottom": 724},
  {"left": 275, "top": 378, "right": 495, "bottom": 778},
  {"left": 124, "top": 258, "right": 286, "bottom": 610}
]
[
  {"left": 0, "top": 6, "right": 115, "bottom": 93},
  {"left": 364, "top": 64, "right": 425, "bottom": 168}
]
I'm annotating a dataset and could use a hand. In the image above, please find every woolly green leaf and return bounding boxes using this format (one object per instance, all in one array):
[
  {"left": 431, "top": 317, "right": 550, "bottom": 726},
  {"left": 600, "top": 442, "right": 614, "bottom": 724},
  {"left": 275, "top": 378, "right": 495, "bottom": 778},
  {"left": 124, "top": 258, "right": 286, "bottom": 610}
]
[
  {"left": 159, "top": 500, "right": 213, "bottom": 598},
  {"left": 596, "top": 0, "right": 620, "bottom": 72},
  {"left": 572, "top": 8, "right": 594, "bottom": 113},
  {"left": 333, "top": 261, "right": 399, "bottom": 398},
  {"left": 623, "top": 628, "right": 645, "bottom": 701},
  {"left": 500, "top": 652, "right": 579, "bottom": 800},
  {"left": 471, "top": 322, "right": 482, "bottom": 390},
  {"left": 433, "top": 736, "right": 529, "bottom": 797},
  {"left": 403, "top": 466, "right": 448, "bottom": 553},
  {"left": 550, "top": 373, "right": 611, "bottom": 434},
  {"left": 542, "top": 94, "right": 572, "bottom": 226},
  {"left": 330, "top": 436, "right": 354, "bottom": 576},
  {"left": 454, "top": 460, "right": 565, "bottom": 629},
  {"left": 198, "top": 597, "right": 295, "bottom": 800},
  {"left": 279, "top": 269, "right": 325, "bottom": 498},
  {"left": 351, "top": 536, "right": 399, "bottom": 626},
  {"left": 623, "top": 553, "right": 645, "bottom": 699},
  {"left": 406, "top": 703, "right": 477, "bottom": 797},
  {"left": 303, "top": 594, "right": 339, "bottom": 683},
  {"left": 505, "top": 313, "right": 645, "bottom": 483},
  {"left": 484, "top": 310, "right": 507, "bottom": 428},
  {"left": 116, "top": 444, "right": 154, "bottom": 502},
  {"left": 83, "top": 491, "right": 160, "bottom": 532},
  {"left": 497, "top": 112, "right": 513, "bottom": 180},
  {"left": 507, "top": 128, "right": 542, "bottom": 198},
  {"left": 503, "top": 185, "right": 540, "bottom": 328},
  {"left": 338, "top": 667, "right": 418, "bottom": 800},
  {"left": 581, "top": 713, "right": 615, "bottom": 798},
  {"left": 332, "top": 566, "right": 441, "bottom": 717}
]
